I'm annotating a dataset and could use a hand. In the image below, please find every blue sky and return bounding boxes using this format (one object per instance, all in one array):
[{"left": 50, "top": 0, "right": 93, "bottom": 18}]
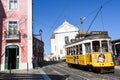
[{"left": 33, "top": 0, "right": 120, "bottom": 55}]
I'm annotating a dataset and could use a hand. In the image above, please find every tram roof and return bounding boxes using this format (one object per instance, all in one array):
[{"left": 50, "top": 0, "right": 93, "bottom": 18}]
[
  {"left": 65, "top": 31, "right": 110, "bottom": 46},
  {"left": 111, "top": 39, "right": 120, "bottom": 44}
]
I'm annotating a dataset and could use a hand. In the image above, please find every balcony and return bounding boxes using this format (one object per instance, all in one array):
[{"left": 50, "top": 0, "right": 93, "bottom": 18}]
[{"left": 4, "top": 30, "right": 20, "bottom": 40}]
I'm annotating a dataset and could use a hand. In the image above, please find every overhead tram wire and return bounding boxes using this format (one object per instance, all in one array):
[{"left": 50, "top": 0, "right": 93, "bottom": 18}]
[
  {"left": 100, "top": 9, "right": 105, "bottom": 31},
  {"left": 43, "top": 0, "right": 69, "bottom": 41},
  {"left": 86, "top": 6, "right": 103, "bottom": 33},
  {"left": 98, "top": 0, "right": 105, "bottom": 31},
  {"left": 85, "top": 0, "right": 113, "bottom": 21},
  {"left": 33, "top": 0, "right": 69, "bottom": 54},
  {"left": 102, "top": 0, "right": 113, "bottom": 7},
  {"left": 100, "top": 0, "right": 113, "bottom": 31},
  {"left": 86, "top": 0, "right": 113, "bottom": 33}
]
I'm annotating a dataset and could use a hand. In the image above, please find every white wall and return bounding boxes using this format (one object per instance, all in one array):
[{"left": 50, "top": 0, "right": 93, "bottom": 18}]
[
  {"left": 51, "top": 39, "right": 55, "bottom": 55},
  {"left": 51, "top": 20, "right": 79, "bottom": 60}
]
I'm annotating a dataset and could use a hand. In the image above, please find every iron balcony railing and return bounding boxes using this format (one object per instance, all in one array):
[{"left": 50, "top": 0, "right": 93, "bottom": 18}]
[{"left": 5, "top": 30, "right": 20, "bottom": 40}]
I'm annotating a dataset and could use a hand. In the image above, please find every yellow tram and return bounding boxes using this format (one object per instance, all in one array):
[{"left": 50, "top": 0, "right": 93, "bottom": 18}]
[{"left": 65, "top": 31, "right": 115, "bottom": 73}]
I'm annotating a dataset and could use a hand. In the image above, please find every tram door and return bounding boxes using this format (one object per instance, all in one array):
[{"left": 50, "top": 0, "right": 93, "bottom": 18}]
[{"left": 5, "top": 45, "right": 19, "bottom": 70}]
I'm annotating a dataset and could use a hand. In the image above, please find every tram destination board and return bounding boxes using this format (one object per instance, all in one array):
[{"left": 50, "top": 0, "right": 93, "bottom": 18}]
[{"left": 90, "top": 31, "right": 108, "bottom": 35}]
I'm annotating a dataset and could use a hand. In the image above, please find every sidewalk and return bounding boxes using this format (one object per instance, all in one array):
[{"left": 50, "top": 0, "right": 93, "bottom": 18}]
[
  {"left": 0, "top": 68, "right": 51, "bottom": 80},
  {"left": 115, "top": 65, "right": 120, "bottom": 70}
]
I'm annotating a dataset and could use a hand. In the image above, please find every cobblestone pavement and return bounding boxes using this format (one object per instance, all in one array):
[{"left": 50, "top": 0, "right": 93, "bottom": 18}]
[{"left": 0, "top": 65, "right": 120, "bottom": 80}]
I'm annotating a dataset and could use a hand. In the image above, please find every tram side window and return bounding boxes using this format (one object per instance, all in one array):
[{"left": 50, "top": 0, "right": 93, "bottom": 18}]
[
  {"left": 85, "top": 43, "right": 91, "bottom": 53},
  {"left": 68, "top": 48, "right": 70, "bottom": 55},
  {"left": 69, "top": 47, "right": 71, "bottom": 55},
  {"left": 66, "top": 48, "right": 69, "bottom": 55},
  {"left": 66, "top": 48, "right": 67, "bottom": 55},
  {"left": 73, "top": 46, "right": 76, "bottom": 55},
  {"left": 70, "top": 47, "right": 72, "bottom": 55},
  {"left": 92, "top": 41, "right": 100, "bottom": 52},
  {"left": 101, "top": 40, "right": 108, "bottom": 52},
  {"left": 71, "top": 47, "right": 74, "bottom": 55},
  {"left": 78, "top": 44, "right": 83, "bottom": 55},
  {"left": 115, "top": 44, "right": 120, "bottom": 56},
  {"left": 76, "top": 45, "right": 78, "bottom": 55}
]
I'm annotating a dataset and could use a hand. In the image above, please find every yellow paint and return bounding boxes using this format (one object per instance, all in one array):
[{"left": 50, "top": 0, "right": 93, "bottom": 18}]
[{"left": 66, "top": 52, "right": 114, "bottom": 67}]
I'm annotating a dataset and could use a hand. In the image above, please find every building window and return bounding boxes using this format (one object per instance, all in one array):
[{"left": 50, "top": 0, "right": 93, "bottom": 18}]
[
  {"left": 9, "top": 0, "right": 18, "bottom": 10},
  {"left": 65, "top": 36, "right": 69, "bottom": 44},
  {"left": 8, "top": 21, "right": 18, "bottom": 35}
]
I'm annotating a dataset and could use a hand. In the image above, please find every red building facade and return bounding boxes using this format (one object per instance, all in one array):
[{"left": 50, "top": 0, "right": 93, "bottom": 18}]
[{"left": 33, "top": 37, "right": 44, "bottom": 67}]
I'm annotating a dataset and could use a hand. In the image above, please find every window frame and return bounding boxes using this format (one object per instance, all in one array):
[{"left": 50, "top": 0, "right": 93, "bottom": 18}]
[
  {"left": 8, "top": 20, "right": 19, "bottom": 35},
  {"left": 9, "top": 0, "right": 19, "bottom": 10}
]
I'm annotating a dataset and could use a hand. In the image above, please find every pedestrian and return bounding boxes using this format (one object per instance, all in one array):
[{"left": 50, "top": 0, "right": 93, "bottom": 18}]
[{"left": 32, "top": 55, "right": 37, "bottom": 69}]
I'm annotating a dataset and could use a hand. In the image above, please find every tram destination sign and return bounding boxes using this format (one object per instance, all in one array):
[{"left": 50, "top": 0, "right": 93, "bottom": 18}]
[{"left": 90, "top": 31, "right": 108, "bottom": 35}]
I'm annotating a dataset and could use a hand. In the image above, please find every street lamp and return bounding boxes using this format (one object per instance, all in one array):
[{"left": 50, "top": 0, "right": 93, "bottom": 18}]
[
  {"left": 33, "top": 29, "right": 42, "bottom": 39},
  {"left": 39, "top": 29, "right": 42, "bottom": 35},
  {"left": 39, "top": 29, "right": 42, "bottom": 41},
  {"left": 80, "top": 17, "right": 86, "bottom": 34}
]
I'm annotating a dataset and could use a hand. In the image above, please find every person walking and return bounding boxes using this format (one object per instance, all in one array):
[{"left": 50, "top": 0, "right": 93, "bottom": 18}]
[{"left": 32, "top": 55, "right": 37, "bottom": 69}]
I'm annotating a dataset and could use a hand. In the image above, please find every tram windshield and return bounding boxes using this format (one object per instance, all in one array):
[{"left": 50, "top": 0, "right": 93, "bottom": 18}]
[
  {"left": 92, "top": 40, "right": 109, "bottom": 52},
  {"left": 101, "top": 40, "right": 108, "bottom": 52},
  {"left": 92, "top": 41, "right": 100, "bottom": 52}
]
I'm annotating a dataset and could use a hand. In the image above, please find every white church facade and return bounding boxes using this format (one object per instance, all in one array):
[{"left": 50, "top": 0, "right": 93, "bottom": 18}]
[{"left": 50, "top": 20, "right": 79, "bottom": 61}]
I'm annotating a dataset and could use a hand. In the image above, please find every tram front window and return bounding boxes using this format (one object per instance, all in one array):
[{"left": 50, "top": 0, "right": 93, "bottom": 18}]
[
  {"left": 101, "top": 40, "right": 108, "bottom": 52},
  {"left": 92, "top": 41, "right": 100, "bottom": 52}
]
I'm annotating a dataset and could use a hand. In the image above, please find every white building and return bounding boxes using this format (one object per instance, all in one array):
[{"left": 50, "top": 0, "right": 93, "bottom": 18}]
[{"left": 50, "top": 20, "right": 79, "bottom": 61}]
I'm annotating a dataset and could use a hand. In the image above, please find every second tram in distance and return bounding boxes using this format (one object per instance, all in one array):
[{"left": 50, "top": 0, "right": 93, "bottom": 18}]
[{"left": 65, "top": 31, "right": 115, "bottom": 73}]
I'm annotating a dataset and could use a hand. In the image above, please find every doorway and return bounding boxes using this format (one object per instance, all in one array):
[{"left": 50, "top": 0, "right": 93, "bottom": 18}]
[
  {"left": 8, "top": 48, "right": 16, "bottom": 69},
  {"left": 5, "top": 45, "right": 19, "bottom": 70}
]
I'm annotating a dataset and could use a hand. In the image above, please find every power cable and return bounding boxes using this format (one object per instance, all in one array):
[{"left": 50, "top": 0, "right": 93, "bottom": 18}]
[
  {"left": 86, "top": 0, "right": 113, "bottom": 33},
  {"left": 87, "top": 6, "right": 103, "bottom": 33},
  {"left": 33, "top": 0, "right": 69, "bottom": 54},
  {"left": 100, "top": 9, "right": 105, "bottom": 31},
  {"left": 102, "top": 0, "right": 113, "bottom": 6}
]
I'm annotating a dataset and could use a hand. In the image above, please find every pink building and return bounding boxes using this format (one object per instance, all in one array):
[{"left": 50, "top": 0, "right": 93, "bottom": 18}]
[{"left": 0, "top": 0, "right": 33, "bottom": 71}]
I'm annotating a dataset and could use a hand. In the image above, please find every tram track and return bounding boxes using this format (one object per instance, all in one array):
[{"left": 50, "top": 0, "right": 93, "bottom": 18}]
[
  {"left": 43, "top": 64, "right": 89, "bottom": 80},
  {"left": 50, "top": 65, "right": 89, "bottom": 80},
  {"left": 54, "top": 64, "right": 98, "bottom": 80},
  {"left": 61, "top": 64, "right": 119, "bottom": 80},
  {"left": 43, "top": 62, "right": 120, "bottom": 80},
  {"left": 43, "top": 63, "right": 96, "bottom": 80}
]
